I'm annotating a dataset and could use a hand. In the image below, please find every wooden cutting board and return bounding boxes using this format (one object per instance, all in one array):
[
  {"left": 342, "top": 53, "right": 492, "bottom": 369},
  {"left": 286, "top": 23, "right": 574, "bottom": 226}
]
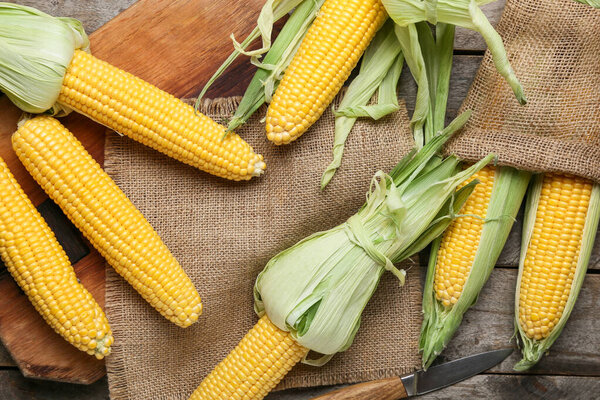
[{"left": 0, "top": 0, "right": 267, "bottom": 384}]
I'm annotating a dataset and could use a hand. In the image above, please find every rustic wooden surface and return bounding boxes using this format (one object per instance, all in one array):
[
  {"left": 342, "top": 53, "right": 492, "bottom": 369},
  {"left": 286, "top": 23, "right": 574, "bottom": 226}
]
[{"left": 1, "top": 0, "right": 599, "bottom": 398}]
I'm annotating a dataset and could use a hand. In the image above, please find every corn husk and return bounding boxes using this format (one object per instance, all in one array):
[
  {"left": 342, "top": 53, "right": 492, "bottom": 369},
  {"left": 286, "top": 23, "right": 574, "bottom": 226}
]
[
  {"left": 254, "top": 111, "right": 495, "bottom": 364},
  {"left": 321, "top": 19, "right": 403, "bottom": 188},
  {"left": 575, "top": 0, "right": 600, "bottom": 7},
  {"left": 420, "top": 166, "right": 531, "bottom": 369},
  {"left": 194, "top": 0, "right": 321, "bottom": 115},
  {"left": 0, "top": 3, "right": 88, "bottom": 116},
  {"left": 395, "top": 22, "right": 455, "bottom": 148},
  {"left": 513, "top": 176, "right": 600, "bottom": 371},
  {"left": 382, "top": 0, "right": 526, "bottom": 105},
  {"left": 225, "top": 0, "right": 325, "bottom": 132}
]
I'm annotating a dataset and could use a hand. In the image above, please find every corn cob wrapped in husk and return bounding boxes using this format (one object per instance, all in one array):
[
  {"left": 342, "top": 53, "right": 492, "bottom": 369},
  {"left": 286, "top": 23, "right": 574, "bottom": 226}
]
[
  {"left": 420, "top": 166, "right": 531, "bottom": 368},
  {"left": 190, "top": 111, "right": 496, "bottom": 399},
  {"left": 514, "top": 173, "right": 600, "bottom": 370}
]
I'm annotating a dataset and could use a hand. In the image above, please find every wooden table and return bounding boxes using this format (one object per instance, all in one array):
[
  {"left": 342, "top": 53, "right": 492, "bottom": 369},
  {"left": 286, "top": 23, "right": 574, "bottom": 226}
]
[{"left": 1, "top": 1, "right": 598, "bottom": 398}]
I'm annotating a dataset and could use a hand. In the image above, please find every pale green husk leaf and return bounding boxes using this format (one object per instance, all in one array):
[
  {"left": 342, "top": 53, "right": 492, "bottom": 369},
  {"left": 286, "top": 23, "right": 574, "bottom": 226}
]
[
  {"left": 420, "top": 166, "right": 531, "bottom": 369},
  {"left": 254, "top": 112, "right": 494, "bottom": 362},
  {"left": 382, "top": 0, "right": 526, "bottom": 105},
  {"left": 514, "top": 177, "right": 600, "bottom": 371},
  {"left": 574, "top": 0, "right": 600, "bottom": 7},
  {"left": 320, "top": 19, "right": 403, "bottom": 188},
  {"left": 0, "top": 3, "right": 89, "bottom": 115}
]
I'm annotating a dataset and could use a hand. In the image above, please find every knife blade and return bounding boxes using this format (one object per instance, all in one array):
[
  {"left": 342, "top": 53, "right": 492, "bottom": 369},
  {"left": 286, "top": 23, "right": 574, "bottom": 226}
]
[{"left": 310, "top": 348, "right": 513, "bottom": 400}]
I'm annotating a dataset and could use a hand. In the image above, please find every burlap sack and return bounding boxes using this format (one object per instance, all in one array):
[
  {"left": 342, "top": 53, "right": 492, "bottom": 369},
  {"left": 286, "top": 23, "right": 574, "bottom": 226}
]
[
  {"left": 103, "top": 96, "right": 421, "bottom": 399},
  {"left": 445, "top": 0, "right": 600, "bottom": 181}
]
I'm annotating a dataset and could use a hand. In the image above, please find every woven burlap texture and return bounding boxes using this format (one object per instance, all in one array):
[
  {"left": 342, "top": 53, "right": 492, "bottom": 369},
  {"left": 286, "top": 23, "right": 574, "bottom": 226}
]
[
  {"left": 445, "top": 0, "right": 600, "bottom": 181},
  {"left": 103, "top": 96, "right": 421, "bottom": 400}
]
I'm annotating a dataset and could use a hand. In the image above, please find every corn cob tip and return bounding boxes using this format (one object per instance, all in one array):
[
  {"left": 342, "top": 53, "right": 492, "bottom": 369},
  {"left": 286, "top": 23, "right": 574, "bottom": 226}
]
[
  {"left": 251, "top": 156, "right": 266, "bottom": 177},
  {"left": 89, "top": 333, "right": 114, "bottom": 359}
]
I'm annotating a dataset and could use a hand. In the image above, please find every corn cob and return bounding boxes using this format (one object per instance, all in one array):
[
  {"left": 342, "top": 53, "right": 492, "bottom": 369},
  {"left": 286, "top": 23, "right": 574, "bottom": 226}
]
[
  {"left": 0, "top": 156, "right": 112, "bottom": 358},
  {"left": 189, "top": 316, "right": 307, "bottom": 400},
  {"left": 514, "top": 173, "right": 600, "bottom": 370},
  {"left": 265, "top": 0, "right": 388, "bottom": 145},
  {"left": 13, "top": 116, "right": 202, "bottom": 327},
  {"left": 420, "top": 165, "right": 531, "bottom": 368},
  {"left": 58, "top": 50, "right": 265, "bottom": 181}
]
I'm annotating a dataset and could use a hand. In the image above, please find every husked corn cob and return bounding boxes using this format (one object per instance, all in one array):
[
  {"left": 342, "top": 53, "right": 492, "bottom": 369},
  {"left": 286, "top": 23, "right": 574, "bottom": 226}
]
[
  {"left": 0, "top": 156, "right": 112, "bottom": 358},
  {"left": 13, "top": 116, "right": 202, "bottom": 327},
  {"left": 58, "top": 50, "right": 265, "bottom": 181},
  {"left": 420, "top": 165, "right": 531, "bottom": 369},
  {"left": 518, "top": 173, "right": 591, "bottom": 340},
  {"left": 434, "top": 166, "right": 495, "bottom": 307},
  {"left": 189, "top": 316, "right": 307, "bottom": 400},
  {"left": 265, "top": 0, "right": 387, "bottom": 145},
  {"left": 514, "top": 173, "right": 600, "bottom": 370}
]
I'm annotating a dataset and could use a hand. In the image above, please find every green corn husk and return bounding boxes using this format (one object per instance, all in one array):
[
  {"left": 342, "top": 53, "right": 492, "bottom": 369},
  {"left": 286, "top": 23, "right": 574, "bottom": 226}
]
[
  {"left": 420, "top": 166, "right": 531, "bottom": 369},
  {"left": 0, "top": 2, "right": 89, "bottom": 116},
  {"left": 395, "top": 22, "right": 455, "bottom": 148},
  {"left": 575, "top": 0, "right": 600, "bottom": 7},
  {"left": 194, "top": 0, "right": 322, "bottom": 117},
  {"left": 513, "top": 176, "right": 600, "bottom": 371},
  {"left": 254, "top": 111, "right": 495, "bottom": 364},
  {"left": 225, "top": 0, "right": 325, "bottom": 132},
  {"left": 320, "top": 19, "right": 404, "bottom": 188},
  {"left": 381, "top": 0, "right": 526, "bottom": 105}
]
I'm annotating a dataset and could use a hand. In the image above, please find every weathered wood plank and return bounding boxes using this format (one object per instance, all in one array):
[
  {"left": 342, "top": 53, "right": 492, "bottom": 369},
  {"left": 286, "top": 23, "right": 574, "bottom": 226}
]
[
  {"left": 0, "top": 371, "right": 108, "bottom": 400},
  {"left": 267, "top": 375, "right": 600, "bottom": 400},
  {"left": 6, "top": 0, "right": 138, "bottom": 33},
  {"left": 433, "top": 268, "right": 600, "bottom": 375}
]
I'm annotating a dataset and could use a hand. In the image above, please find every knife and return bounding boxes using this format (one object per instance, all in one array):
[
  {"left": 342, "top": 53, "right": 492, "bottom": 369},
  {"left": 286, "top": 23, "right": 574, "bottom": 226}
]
[{"left": 311, "top": 348, "right": 513, "bottom": 400}]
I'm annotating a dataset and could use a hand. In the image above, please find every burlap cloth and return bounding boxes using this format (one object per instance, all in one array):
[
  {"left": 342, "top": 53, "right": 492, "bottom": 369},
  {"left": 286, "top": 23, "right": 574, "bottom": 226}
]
[
  {"left": 103, "top": 96, "right": 421, "bottom": 399},
  {"left": 445, "top": 0, "right": 600, "bottom": 182}
]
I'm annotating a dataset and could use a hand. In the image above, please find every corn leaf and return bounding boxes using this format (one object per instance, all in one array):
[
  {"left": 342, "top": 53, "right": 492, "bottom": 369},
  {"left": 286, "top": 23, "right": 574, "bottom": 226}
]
[
  {"left": 320, "top": 19, "right": 403, "bottom": 189},
  {"left": 226, "top": 0, "right": 325, "bottom": 132},
  {"left": 514, "top": 178, "right": 600, "bottom": 371},
  {"left": 382, "top": 0, "right": 526, "bottom": 104},
  {"left": 195, "top": 0, "right": 310, "bottom": 111}
]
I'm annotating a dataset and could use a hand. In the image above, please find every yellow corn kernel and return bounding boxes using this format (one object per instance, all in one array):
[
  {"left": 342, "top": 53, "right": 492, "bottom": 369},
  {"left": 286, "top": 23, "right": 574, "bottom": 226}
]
[
  {"left": 518, "top": 173, "right": 592, "bottom": 340},
  {"left": 189, "top": 316, "right": 308, "bottom": 400},
  {"left": 58, "top": 50, "right": 265, "bottom": 181},
  {"left": 12, "top": 116, "right": 202, "bottom": 328},
  {"left": 0, "top": 156, "right": 112, "bottom": 358},
  {"left": 265, "top": 0, "right": 387, "bottom": 145},
  {"left": 434, "top": 165, "right": 496, "bottom": 307}
]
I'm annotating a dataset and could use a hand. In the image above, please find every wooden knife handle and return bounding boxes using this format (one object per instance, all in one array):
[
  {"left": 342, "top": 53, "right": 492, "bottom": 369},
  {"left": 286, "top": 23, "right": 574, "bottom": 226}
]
[{"left": 311, "top": 376, "right": 408, "bottom": 400}]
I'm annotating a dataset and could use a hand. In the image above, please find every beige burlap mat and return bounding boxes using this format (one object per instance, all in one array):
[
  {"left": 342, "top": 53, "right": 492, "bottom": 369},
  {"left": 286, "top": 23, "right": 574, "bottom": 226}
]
[
  {"left": 103, "top": 96, "right": 421, "bottom": 399},
  {"left": 445, "top": 0, "right": 600, "bottom": 181}
]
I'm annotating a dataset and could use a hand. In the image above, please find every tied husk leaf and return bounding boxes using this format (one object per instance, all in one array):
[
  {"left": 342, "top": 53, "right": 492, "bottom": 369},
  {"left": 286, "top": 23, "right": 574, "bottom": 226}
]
[
  {"left": 226, "top": 0, "right": 325, "bottom": 132},
  {"left": 321, "top": 19, "right": 403, "bottom": 188},
  {"left": 254, "top": 111, "right": 495, "bottom": 362},
  {"left": 420, "top": 166, "right": 531, "bottom": 369},
  {"left": 0, "top": 2, "right": 89, "bottom": 116},
  {"left": 195, "top": 0, "right": 316, "bottom": 114},
  {"left": 513, "top": 177, "right": 600, "bottom": 371},
  {"left": 382, "top": 0, "right": 526, "bottom": 105}
]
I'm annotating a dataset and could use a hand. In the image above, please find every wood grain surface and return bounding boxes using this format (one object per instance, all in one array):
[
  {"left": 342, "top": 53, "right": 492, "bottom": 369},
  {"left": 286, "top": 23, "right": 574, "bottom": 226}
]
[{"left": 1, "top": 0, "right": 599, "bottom": 398}]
